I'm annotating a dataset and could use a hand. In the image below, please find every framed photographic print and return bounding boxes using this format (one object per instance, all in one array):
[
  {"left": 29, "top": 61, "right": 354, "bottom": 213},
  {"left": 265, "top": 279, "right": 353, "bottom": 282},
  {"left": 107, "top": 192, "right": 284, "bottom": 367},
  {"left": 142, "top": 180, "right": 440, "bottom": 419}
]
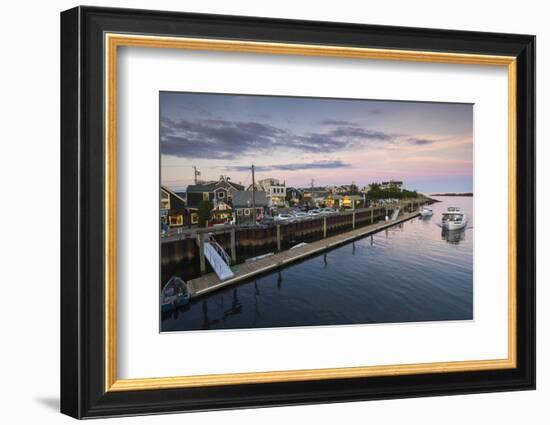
[{"left": 60, "top": 6, "right": 535, "bottom": 419}]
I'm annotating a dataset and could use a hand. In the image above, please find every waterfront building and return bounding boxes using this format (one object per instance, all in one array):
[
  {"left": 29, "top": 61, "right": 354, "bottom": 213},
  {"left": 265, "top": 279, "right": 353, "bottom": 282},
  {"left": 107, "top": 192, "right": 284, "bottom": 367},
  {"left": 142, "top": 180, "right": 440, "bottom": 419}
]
[
  {"left": 341, "top": 194, "right": 364, "bottom": 210},
  {"left": 186, "top": 176, "right": 244, "bottom": 208},
  {"left": 334, "top": 185, "right": 352, "bottom": 194},
  {"left": 257, "top": 178, "right": 287, "bottom": 207},
  {"left": 232, "top": 191, "right": 268, "bottom": 222},
  {"left": 380, "top": 180, "right": 404, "bottom": 191},
  {"left": 161, "top": 186, "right": 197, "bottom": 229},
  {"left": 209, "top": 200, "right": 233, "bottom": 226},
  {"left": 285, "top": 187, "right": 303, "bottom": 206},
  {"left": 324, "top": 194, "right": 343, "bottom": 209},
  {"left": 313, "top": 190, "right": 330, "bottom": 207}
]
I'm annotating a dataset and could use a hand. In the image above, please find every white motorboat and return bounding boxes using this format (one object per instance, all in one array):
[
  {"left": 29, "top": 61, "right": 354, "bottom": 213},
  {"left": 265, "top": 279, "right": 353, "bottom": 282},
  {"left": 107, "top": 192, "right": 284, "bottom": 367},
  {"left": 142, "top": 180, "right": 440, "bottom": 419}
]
[
  {"left": 420, "top": 207, "right": 433, "bottom": 217},
  {"left": 441, "top": 207, "right": 468, "bottom": 230}
]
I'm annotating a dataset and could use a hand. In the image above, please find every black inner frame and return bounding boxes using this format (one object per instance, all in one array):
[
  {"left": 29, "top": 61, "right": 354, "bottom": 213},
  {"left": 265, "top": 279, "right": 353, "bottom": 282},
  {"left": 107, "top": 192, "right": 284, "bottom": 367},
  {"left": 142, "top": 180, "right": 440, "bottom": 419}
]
[{"left": 60, "top": 6, "right": 535, "bottom": 419}]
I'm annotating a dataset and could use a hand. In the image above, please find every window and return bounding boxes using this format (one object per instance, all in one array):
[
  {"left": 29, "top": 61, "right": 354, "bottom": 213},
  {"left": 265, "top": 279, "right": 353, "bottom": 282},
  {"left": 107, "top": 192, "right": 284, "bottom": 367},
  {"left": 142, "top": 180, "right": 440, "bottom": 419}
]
[
  {"left": 160, "top": 190, "right": 170, "bottom": 210},
  {"left": 237, "top": 209, "right": 243, "bottom": 216},
  {"left": 217, "top": 190, "right": 225, "bottom": 198},
  {"left": 244, "top": 209, "right": 250, "bottom": 216},
  {"left": 169, "top": 215, "right": 183, "bottom": 226},
  {"left": 202, "top": 192, "right": 209, "bottom": 201}
]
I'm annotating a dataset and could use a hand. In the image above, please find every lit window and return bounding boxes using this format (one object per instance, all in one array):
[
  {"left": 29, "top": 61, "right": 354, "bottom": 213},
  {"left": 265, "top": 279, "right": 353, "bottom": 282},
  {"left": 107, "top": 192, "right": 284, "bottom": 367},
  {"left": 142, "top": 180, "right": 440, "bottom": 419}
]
[
  {"left": 169, "top": 215, "right": 183, "bottom": 226},
  {"left": 160, "top": 190, "right": 170, "bottom": 210}
]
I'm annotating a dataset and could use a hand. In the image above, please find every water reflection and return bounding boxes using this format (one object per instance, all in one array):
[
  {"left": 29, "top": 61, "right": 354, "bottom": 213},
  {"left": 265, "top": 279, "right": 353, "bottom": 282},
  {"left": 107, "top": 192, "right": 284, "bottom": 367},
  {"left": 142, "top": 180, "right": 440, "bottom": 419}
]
[
  {"left": 200, "top": 289, "right": 243, "bottom": 329},
  {"left": 441, "top": 228, "right": 466, "bottom": 244}
]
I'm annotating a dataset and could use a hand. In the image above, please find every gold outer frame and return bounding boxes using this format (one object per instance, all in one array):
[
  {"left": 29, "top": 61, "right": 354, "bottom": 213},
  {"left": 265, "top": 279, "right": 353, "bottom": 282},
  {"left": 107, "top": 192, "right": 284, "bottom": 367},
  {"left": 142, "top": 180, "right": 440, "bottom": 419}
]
[{"left": 104, "top": 33, "right": 517, "bottom": 392}]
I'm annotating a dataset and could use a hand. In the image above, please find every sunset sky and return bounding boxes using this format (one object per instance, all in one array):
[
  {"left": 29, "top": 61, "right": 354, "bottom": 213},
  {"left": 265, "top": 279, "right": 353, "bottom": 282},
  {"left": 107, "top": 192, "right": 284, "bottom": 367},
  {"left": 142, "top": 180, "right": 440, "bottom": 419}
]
[{"left": 160, "top": 92, "right": 473, "bottom": 193}]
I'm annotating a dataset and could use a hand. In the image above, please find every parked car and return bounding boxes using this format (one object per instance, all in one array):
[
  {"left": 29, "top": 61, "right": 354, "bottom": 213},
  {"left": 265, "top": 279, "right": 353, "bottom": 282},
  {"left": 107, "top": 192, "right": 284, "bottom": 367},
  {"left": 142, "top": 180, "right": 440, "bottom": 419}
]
[
  {"left": 275, "top": 213, "right": 295, "bottom": 222},
  {"left": 293, "top": 212, "right": 310, "bottom": 220},
  {"left": 320, "top": 207, "right": 337, "bottom": 214},
  {"left": 308, "top": 209, "right": 322, "bottom": 217}
]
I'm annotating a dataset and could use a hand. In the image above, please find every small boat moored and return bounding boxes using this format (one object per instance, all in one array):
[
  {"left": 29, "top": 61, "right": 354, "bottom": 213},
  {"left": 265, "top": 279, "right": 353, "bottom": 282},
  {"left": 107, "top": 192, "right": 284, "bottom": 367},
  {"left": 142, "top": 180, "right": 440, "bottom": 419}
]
[
  {"left": 441, "top": 207, "right": 468, "bottom": 230},
  {"left": 420, "top": 207, "right": 433, "bottom": 217},
  {"left": 161, "top": 276, "right": 190, "bottom": 313}
]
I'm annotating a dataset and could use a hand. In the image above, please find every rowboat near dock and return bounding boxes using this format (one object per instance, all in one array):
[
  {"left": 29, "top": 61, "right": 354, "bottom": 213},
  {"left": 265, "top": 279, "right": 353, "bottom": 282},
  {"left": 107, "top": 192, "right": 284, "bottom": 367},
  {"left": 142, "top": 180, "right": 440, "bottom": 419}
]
[{"left": 160, "top": 276, "right": 189, "bottom": 313}]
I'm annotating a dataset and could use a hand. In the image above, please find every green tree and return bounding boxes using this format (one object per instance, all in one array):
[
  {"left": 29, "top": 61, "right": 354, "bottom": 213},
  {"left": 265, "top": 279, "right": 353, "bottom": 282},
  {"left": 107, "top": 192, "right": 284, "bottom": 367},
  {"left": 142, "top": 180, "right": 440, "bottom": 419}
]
[{"left": 197, "top": 199, "right": 213, "bottom": 227}]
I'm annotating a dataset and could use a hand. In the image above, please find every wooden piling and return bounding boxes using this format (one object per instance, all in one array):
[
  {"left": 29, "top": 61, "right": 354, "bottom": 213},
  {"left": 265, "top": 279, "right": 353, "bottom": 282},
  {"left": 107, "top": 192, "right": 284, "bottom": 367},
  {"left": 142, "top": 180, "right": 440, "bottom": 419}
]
[
  {"left": 230, "top": 228, "right": 236, "bottom": 264},
  {"left": 323, "top": 216, "right": 327, "bottom": 238},
  {"left": 199, "top": 232, "right": 206, "bottom": 274},
  {"left": 352, "top": 211, "right": 356, "bottom": 229},
  {"left": 276, "top": 224, "right": 281, "bottom": 251}
]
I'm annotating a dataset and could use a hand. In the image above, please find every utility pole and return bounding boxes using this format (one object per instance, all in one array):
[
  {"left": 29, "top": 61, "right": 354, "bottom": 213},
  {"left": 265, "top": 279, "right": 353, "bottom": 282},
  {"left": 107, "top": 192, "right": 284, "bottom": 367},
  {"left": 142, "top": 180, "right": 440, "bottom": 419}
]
[
  {"left": 193, "top": 166, "right": 200, "bottom": 184},
  {"left": 251, "top": 164, "right": 256, "bottom": 224},
  {"left": 310, "top": 178, "right": 315, "bottom": 207}
]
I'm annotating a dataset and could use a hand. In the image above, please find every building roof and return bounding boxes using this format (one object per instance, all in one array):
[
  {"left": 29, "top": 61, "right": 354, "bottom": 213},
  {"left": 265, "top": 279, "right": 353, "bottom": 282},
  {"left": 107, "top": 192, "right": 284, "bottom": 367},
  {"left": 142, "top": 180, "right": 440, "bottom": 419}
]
[
  {"left": 258, "top": 177, "right": 284, "bottom": 186},
  {"left": 186, "top": 178, "right": 244, "bottom": 193},
  {"left": 232, "top": 191, "right": 268, "bottom": 208},
  {"left": 344, "top": 194, "right": 364, "bottom": 200},
  {"left": 161, "top": 186, "right": 186, "bottom": 204}
]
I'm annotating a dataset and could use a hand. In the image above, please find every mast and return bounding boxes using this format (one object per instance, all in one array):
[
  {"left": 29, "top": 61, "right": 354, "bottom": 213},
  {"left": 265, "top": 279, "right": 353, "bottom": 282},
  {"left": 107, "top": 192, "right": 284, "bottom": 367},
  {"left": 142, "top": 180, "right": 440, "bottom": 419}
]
[{"left": 251, "top": 164, "right": 256, "bottom": 223}]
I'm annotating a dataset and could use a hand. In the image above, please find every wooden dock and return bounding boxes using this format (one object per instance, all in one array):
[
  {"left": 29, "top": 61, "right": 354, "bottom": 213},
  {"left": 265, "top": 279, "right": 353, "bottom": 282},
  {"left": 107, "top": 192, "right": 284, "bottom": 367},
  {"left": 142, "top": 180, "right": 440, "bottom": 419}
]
[{"left": 187, "top": 210, "right": 420, "bottom": 298}]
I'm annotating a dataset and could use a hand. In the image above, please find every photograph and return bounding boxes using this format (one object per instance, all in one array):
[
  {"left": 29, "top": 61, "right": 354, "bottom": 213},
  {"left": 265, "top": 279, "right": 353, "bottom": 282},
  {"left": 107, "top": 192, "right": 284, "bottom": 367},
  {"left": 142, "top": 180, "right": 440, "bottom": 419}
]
[{"left": 159, "top": 92, "right": 474, "bottom": 332}]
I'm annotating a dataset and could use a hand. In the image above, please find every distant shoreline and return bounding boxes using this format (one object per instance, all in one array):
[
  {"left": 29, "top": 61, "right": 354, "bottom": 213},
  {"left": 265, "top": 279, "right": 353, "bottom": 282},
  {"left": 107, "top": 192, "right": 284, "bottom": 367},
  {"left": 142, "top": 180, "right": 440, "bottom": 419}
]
[{"left": 429, "top": 192, "right": 473, "bottom": 197}]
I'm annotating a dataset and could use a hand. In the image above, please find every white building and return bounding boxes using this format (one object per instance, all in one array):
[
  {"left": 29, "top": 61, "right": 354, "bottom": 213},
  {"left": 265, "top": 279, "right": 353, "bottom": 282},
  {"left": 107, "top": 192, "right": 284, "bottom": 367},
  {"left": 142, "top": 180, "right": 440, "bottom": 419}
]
[
  {"left": 257, "top": 178, "right": 287, "bottom": 207},
  {"left": 380, "top": 180, "right": 404, "bottom": 191}
]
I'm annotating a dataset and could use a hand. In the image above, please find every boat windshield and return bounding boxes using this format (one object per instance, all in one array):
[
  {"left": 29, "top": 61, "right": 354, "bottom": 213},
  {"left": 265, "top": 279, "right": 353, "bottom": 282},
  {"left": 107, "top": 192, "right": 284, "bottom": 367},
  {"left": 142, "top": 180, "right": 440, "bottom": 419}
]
[{"left": 442, "top": 213, "right": 463, "bottom": 221}]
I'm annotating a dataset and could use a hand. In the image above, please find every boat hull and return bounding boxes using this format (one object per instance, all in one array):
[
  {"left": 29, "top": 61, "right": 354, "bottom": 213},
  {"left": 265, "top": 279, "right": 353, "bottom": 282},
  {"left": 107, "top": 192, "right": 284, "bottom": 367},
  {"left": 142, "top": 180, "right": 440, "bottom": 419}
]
[
  {"left": 161, "top": 295, "right": 189, "bottom": 313},
  {"left": 161, "top": 276, "right": 190, "bottom": 313}
]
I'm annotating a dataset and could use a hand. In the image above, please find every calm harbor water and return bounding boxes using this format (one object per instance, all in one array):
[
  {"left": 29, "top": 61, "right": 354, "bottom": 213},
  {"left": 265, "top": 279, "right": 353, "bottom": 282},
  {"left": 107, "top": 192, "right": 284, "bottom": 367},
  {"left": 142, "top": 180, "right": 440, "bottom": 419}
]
[{"left": 161, "top": 196, "right": 473, "bottom": 332}]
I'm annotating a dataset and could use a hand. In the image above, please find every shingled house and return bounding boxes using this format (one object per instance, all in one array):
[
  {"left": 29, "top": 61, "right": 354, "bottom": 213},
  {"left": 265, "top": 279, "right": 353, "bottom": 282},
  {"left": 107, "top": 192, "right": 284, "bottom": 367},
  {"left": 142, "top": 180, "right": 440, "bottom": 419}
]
[
  {"left": 160, "top": 186, "right": 197, "bottom": 230},
  {"left": 232, "top": 191, "right": 268, "bottom": 223},
  {"left": 186, "top": 176, "right": 244, "bottom": 208}
]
